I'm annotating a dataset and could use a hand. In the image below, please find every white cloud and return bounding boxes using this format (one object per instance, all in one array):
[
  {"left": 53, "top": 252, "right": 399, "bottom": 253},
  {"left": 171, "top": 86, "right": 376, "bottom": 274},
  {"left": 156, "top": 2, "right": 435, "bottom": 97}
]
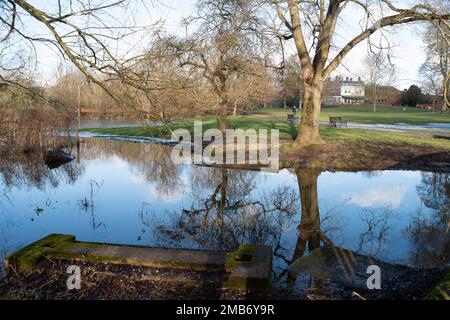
[{"left": 347, "top": 185, "right": 407, "bottom": 208}]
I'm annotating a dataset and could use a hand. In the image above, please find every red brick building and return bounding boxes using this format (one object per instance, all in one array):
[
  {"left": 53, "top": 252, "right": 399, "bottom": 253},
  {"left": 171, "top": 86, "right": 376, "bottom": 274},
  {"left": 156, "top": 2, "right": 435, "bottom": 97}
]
[{"left": 365, "top": 85, "right": 401, "bottom": 106}]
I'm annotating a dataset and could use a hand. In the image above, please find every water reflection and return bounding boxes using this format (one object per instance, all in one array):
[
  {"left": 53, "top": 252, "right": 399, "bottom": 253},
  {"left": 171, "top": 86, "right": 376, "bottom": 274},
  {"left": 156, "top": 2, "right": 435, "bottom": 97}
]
[
  {"left": 284, "top": 169, "right": 324, "bottom": 288},
  {"left": 407, "top": 173, "right": 450, "bottom": 267},
  {"left": 77, "top": 179, "right": 106, "bottom": 231},
  {"left": 0, "top": 138, "right": 448, "bottom": 290},
  {"left": 0, "top": 150, "right": 82, "bottom": 190},
  {"left": 78, "top": 139, "right": 182, "bottom": 197},
  {"left": 151, "top": 166, "right": 298, "bottom": 252}
]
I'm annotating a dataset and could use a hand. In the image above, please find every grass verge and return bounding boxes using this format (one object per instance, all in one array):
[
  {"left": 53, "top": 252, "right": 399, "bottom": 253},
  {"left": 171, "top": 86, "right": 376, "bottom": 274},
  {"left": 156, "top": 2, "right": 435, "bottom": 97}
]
[
  {"left": 255, "top": 105, "right": 450, "bottom": 125},
  {"left": 82, "top": 115, "right": 450, "bottom": 171}
]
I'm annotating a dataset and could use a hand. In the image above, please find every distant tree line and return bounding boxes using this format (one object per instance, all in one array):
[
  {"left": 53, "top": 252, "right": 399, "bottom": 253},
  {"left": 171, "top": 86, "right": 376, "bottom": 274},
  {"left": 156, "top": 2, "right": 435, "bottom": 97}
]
[{"left": 400, "top": 84, "right": 446, "bottom": 109}]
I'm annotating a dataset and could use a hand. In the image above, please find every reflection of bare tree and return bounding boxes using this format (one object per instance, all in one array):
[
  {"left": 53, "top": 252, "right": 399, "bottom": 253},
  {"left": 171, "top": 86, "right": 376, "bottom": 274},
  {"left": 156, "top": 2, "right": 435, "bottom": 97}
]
[
  {"left": 362, "top": 171, "right": 381, "bottom": 179},
  {"left": 189, "top": 167, "right": 256, "bottom": 226},
  {"left": 144, "top": 165, "right": 433, "bottom": 291},
  {"left": 0, "top": 150, "right": 82, "bottom": 191},
  {"left": 407, "top": 173, "right": 450, "bottom": 267},
  {"left": 199, "top": 168, "right": 229, "bottom": 224},
  {"left": 79, "top": 138, "right": 182, "bottom": 196},
  {"left": 78, "top": 179, "right": 105, "bottom": 231},
  {"left": 150, "top": 167, "right": 298, "bottom": 251},
  {"left": 277, "top": 168, "right": 332, "bottom": 288},
  {"left": 417, "top": 173, "right": 450, "bottom": 218},
  {"left": 0, "top": 190, "right": 18, "bottom": 277},
  {"left": 356, "top": 207, "right": 396, "bottom": 257},
  {"left": 406, "top": 209, "right": 450, "bottom": 268},
  {"left": 151, "top": 167, "right": 341, "bottom": 289},
  {"left": 0, "top": 210, "right": 15, "bottom": 278},
  {"left": 281, "top": 169, "right": 400, "bottom": 292},
  {"left": 287, "top": 169, "right": 321, "bottom": 260}
]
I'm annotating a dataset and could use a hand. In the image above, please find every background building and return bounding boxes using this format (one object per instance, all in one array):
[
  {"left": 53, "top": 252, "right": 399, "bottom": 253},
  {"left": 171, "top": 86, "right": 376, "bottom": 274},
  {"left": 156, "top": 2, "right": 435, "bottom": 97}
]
[
  {"left": 341, "top": 77, "right": 365, "bottom": 104},
  {"left": 365, "top": 85, "right": 401, "bottom": 106},
  {"left": 323, "top": 76, "right": 365, "bottom": 105}
]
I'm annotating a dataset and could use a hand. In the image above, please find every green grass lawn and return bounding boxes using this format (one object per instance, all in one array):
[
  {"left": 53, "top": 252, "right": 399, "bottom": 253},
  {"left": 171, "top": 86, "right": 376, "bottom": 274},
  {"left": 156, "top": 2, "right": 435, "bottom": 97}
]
[
  {"left": 83, "top": 115, "right": 450, "bottom": 149},
  {"left": 83, "top": 116, "right": 298, "bottom": 140},
  {"left": 255, "top": 105, "right": 450, "bottom": 125}
]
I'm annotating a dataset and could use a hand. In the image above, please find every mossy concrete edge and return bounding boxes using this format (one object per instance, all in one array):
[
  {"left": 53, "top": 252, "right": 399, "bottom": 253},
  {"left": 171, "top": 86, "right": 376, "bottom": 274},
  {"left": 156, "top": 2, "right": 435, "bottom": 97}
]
[
  {"left": 4, "top": 234, "right": 77, "bottom": 273},
  {"left": 4, "top": 235, "right": 272, "bottom": 290},
  {"left": 423, "top": 271, "right": 450, "bottom": 300}
]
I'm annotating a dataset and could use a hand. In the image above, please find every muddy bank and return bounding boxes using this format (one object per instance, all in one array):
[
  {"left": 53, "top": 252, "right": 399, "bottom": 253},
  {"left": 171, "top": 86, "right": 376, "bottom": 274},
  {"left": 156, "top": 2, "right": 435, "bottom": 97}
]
[
  {"left": 281, "top": 142, "right": 450, "bottom": 173},
  {"left": 0, "top": 260, "right": 446, "bottom": 300},
  {"left": 0, "top": 260, "right": 302, "bottom": 300}
]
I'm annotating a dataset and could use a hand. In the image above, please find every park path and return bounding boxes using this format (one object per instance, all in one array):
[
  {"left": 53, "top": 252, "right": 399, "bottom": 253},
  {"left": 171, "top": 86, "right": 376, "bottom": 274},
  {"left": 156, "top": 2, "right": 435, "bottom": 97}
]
[{"left": 249, "top": 113, "right": 450, "bottom": 138}]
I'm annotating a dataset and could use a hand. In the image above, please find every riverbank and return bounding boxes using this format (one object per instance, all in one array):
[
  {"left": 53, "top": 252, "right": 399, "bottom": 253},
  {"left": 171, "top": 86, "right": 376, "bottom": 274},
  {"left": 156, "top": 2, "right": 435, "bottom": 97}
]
[
  {"left": 1, "top": 259, "right": 447, "bottom": 300},
  {"left": 81, "top": 116, "right": 450, "bottom": 172},
  {"left": 0, "top": 260, "right": 302, "bottom": 300}
]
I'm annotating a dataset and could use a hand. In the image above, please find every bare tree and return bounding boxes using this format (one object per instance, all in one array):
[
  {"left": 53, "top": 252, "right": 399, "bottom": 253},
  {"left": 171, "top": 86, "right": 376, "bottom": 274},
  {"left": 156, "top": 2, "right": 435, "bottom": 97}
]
[
  {"left": 164, "top": 0, "right": 269, "bottom": 133},
  {"left": 280, "top": 54, "right": 303, "bottom": 109},
  {"left": 228, "top": 62, "right": 279, "bottom": 114},
  {"left": 422, "top": 0, "right": 450, "bottom": 111},
  {"left": 363, "top": 51, "right": 396, "bottom": 112},
  {"left": 0, "top": 1, "right": 181, "bottom": 123},
  {"left": 270, "top": 0, "right": 449, "bottom": 147},
  {"left": 419, "top": 59, "right": 442, "bottom": 113}
]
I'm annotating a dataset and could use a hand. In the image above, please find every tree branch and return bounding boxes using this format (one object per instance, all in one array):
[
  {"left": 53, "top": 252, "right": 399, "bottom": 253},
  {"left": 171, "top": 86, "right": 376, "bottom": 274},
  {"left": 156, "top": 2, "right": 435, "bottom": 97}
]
[{"left": 323, "top": 11, "right": 450, "bottom": 78}]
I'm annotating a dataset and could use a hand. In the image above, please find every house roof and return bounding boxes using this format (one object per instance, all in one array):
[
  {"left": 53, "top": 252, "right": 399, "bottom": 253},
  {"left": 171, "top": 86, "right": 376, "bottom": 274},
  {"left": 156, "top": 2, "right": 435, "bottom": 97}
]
[{"left": 364, "top": 85, "right": 400, "bottom": 92}]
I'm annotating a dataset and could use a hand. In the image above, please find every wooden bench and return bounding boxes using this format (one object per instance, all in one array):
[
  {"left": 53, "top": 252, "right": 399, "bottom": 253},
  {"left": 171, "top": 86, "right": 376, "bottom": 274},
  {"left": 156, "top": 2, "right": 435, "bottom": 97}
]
[{"left": 329, "top": 116, "right": 347, "bottom": 128}]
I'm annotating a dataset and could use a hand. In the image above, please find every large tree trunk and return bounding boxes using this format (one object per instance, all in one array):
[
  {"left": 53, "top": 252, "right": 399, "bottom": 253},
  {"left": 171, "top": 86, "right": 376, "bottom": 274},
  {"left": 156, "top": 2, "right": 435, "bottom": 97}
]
[
  {"left": 442, "top": 95, "right": 449, "bottom": 112},
  {"left": 218, "top": 92, "right": 229, "bottom": 134},
  {"left": 432, "top": 91, "right": 437, "bottom": 113},
  {"left": 297, "top": 168, "right": 321, "bottom": 250},
  {"left": 373, "top": 84, "right": 377, "bottom": 112},
  {"left": 217, "top": 168, "right": 228, "bottom": 226},
  {"left": 286, "top": 168, "right": 322, "bottom": 287},
  {"left": 293, "top": 82, "right": 325, "bottom": 147}
]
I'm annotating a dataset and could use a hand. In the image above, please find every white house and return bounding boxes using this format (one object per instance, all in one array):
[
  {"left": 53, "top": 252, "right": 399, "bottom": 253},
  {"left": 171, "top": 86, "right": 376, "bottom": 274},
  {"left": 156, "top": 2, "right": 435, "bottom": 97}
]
[
  {"left": 340, "top": 77, "right": 365, "bottom": 104},
  {"left": 322, "top": 76, "right": 365, "bottom": 105}
]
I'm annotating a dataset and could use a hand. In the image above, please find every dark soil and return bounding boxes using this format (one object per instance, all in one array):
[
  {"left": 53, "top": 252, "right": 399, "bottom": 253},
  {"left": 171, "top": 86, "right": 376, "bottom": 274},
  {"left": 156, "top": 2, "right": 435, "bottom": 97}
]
[
  {"left": 0, "top": 260, "right": 302, "bottom": 300},
  {"left": 281, "top": 143, "right": 450, "bottom": 173},
  {"left": 0, "top": 259, "right": 446, "bottom": 300},
  {"left": 388, "top": 151, "right": 450, "bottom": 172}
]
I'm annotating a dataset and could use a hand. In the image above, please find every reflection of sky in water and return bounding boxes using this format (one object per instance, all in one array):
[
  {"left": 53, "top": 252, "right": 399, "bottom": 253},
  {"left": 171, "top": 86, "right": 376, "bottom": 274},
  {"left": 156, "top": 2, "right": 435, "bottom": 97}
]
[
  {"left": 0, "top": 139, "right": 446, "bottom": 282},
  {"left": 318, "top": 171, "right": 424, "bottom": 264}
]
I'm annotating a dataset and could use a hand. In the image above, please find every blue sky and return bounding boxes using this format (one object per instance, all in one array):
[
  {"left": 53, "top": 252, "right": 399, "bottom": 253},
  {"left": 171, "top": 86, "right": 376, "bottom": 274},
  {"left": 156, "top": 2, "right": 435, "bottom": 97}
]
[{"left": 24, "top": 0, "right": 432, "bottom": 90}]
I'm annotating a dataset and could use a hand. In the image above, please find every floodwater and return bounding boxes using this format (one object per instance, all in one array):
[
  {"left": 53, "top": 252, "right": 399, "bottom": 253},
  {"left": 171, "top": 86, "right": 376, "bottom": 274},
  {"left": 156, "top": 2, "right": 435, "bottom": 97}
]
[
  {"left": 342, "top": 122, "right": 450, "bottom": 135},
  {"left": 0, "top": 138, "right": 448, "bottom": 292},
  {"left": 350, "top": 122, "right": 450, "bottom": 131},
  {"left": 76, "top": 119, "right": 162, "bottom": 129}
]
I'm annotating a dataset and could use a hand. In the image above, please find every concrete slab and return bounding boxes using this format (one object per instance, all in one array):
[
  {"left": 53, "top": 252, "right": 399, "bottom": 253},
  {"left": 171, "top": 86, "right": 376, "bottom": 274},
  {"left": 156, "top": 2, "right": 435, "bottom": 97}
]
[
  {"left": 227, "top": 245, "right": 272, "bottom": 289},
  {"left": 66, "top": 244, "right": 228, "bottom": 270},
  {"left": 5, "top": 234, "right": 272, "bottom": 290}
]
